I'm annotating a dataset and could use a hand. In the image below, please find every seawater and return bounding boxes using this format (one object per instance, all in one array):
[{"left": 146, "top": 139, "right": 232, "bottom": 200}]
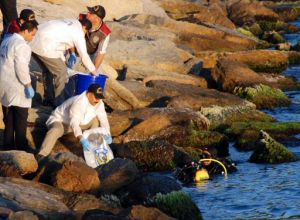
[{"left": 184, "top": 19, "right": 300, "bottom": 220}]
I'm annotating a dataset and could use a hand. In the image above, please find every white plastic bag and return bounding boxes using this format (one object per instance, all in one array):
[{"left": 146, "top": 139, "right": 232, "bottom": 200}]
[{"left": 82, "top": 128, "right": 114, "bottom": 168}]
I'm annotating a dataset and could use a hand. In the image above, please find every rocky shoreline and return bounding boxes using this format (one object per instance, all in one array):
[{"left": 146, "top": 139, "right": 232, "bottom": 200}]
[{"left": 1, "top": 0, "right": 300, "bottom": 219}]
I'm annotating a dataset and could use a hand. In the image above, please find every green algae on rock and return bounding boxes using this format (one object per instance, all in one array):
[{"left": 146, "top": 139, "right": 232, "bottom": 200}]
[
  {"left": 113, "top": 139, "right": 176, "bottom": 171},
  {"left": 226, "top": 121, "right": 300, "bottom": 151},
  {"left": 249, "top": 130, "right": 298, "bottom": 164},
  {"left": 155, "top": 191, "right": 203, "bottom": 220},
  {"left": 225, "top": 121, "right": 300, "bottom": 139},
  {"left": 233, "top": 84, "right": 290, "bottom": 109}
]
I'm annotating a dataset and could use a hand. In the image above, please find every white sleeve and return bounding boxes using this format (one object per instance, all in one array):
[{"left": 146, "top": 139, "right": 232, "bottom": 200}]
[
  {"left": 97, "top": 35, "right": 110, "bottom": 54},
  {"left": 69, "top": 100, "right": 85, "bottom": 137},
  {"left": 14, "top": 43, "right": 31, "bottom": 85},
  {"left": 96, "top": 102, "right": 111, "bottom": 135},
  {"left": 74, "top": 33, "right": 96, "bottom": 73}
]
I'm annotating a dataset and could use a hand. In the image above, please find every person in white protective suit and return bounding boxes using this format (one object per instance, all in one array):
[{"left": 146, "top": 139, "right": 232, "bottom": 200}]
[
  {"left": 0, "top": 20, "right": 38, "bottom": 151},
  {"left": 30, "top": 18, "right": 97, "bottom": 107},
  {"left": 36, "top": 83, "right": 111, "bottom": 159}
]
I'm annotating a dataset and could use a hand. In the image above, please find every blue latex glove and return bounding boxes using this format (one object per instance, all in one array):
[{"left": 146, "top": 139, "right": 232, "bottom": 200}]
[
  {"left": 80, "top": 138, "right": 90, "bottom": 151},
  {"left": 25, "top": 86, "right": 35, "bottom": 99},
  {"left": 67, "top": 52, "right": 77, "bottom": 69},
  {"left": 103, "top": 135, "right": 112, "bottom": 144}
]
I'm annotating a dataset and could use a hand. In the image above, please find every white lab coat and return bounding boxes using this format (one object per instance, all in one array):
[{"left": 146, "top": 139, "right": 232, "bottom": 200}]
[
  {"left": 0, "top": 33, "right": 32, "bottom": 108},
  {"left": 30, "top": 19, "right": 96, "bottom": 73},
  {"left": 46, "top": 91, "right": 110, "bottom": 137}
]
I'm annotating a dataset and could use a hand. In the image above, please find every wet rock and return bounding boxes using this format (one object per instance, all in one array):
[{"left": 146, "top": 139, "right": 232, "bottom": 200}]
[
  {"left": 233, "top": 84, "right": 290, "bottom": 109},
  {"left": 249, "top": 130, "right": 298, "bottom": 163},
  {"left": 117, "top": 173, "right": 181, "bottom": 207},
  {"left": 154, "top": 191, "right": 203, "bottom": 220},
  {"left": 128, "top": 205, "right": 175, "bottom": 220},
  {"left": 225, "top": 121, "right": 300, "bottom": 149},
  {"left": 96, "top": 158, "right": 139, "bottom": 193},
  {"left": 0, "top": 151, "right": 38, "bottom": 176},
  {"left": 52, "top": 161, "right": 101, "bottom": 193},
  {"left": 169, "top": 124, "right": 229, "bottom": 158},
  {"left": 114, "top": 140, "right": 176, "bottom": 171},
  {"left": 8, "top": 211, "right": 38, "bottom": 220},
  {"left": 262, "top": 31, "right": 285, "bottom": 44}
]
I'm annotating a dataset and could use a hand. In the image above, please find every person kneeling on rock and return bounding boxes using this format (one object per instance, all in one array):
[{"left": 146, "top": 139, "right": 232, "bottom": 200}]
[{"left": 36, "top": 83, "right": 111, "bottom": 160}]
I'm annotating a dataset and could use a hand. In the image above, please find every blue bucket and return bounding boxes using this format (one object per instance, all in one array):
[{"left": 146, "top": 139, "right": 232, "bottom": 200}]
[{"left": 74, "top": 73, "right": 108, "bottom": 95}]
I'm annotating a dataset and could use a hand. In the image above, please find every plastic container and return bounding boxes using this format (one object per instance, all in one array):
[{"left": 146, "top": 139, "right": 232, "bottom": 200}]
[{"left": 74, "top": 73, "right": 108, "bottom": 95}]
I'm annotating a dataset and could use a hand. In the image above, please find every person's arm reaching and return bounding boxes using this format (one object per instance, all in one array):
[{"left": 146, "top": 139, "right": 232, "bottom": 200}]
[
  {"left": 94, "top": 35, "right": 110, "bottom": 70},
  {"left": 69, "top": 101, "right": 85, "bottom": 138},
  {"left": 73, "top": 34, "right": 96, "bottom": 75}
]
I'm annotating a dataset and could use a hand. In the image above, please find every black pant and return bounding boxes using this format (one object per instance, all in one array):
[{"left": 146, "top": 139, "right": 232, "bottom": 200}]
[
  {"left": 2, "top": 105, "right": 29, "bottom": 150},
  {"left": 0, "top": 0, "right": 17, "bottom": 38}
]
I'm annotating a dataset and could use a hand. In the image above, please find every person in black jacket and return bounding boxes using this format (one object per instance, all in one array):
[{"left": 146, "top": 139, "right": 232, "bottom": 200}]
[{"left": 0, "top": 0, "right": 18, "bottom": 39}]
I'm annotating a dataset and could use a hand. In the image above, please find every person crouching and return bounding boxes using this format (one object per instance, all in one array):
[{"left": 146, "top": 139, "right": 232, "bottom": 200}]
[
  {"left": 0, "top": 20, "right": 38, "bottom": 151},
  {"left": 37, "top": 83, "right": 111, "bottom": 159}
]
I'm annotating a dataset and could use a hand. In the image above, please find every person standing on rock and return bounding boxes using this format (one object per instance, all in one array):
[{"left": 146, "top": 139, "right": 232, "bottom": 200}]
[
  {"left": 0, "top": 20, "right": 38, "bottom": 151},
  {"left": 37, "top": 83, "right": 111, "bottom": 158},
  {"left": 30, "top": 18, "right": 97, "bottom": 107},
  {"left": 67, "top": 5, "right": 111, "bottom": 73},
  {"left": 0, "top": 0, "right": 18, "bottom": 40}
]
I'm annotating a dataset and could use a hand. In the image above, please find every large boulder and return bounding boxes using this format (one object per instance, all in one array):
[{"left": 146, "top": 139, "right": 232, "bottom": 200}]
[
  {"left": 249, "top": 130, "right": 298, "bottom": 163},
  {"left": 225, "top": 121, "right": 300, "bottom": 151},
  {"left": 0, "top": 177, "right": 121, "bottom": 217},
  {"left": 0, "top": 151, "right": 38, "bottom": 177},
  {"left": 106, "top": 39, "right": 193, "bottom": 74},
  {"left": 114, "top": 140, "right": 176, "bottom": 171},
  {"left": 233, "top": 84, "right": 290, "bottom": 109},
  {"left": 127, "top": 205, "right": 176, "bottom": 220},
  {"left": 99, "top": 0, "right": 168, "bottom": 21},
  {"left": 224, "top": 50, "right": 289, "bottom": 73},
  {"left": 0, "top": 177, "right": 70, "bottom": 216},
  {"left": 154, "top": 191, "right": 203, "bottom": 220},
  {"left": 147, "top": 80, "right": 251, "bottom": 109},
  {"left": 52, "top": 161, "right": 101, "bottom": 193},
  {"left": 156, "top": 0, "right": 235, "bottom": 29},
  {"left": 212, "top": 58, "right": 266, "bottom": 92},
  {"left": 96, "top": 158, "right": 139, "bottom": 193},
  {"left": 227, "top": 0, "right": 279, "bottom": 26},
  {"left": 117, "top": 173, "right": 181, "bottom": 207}
]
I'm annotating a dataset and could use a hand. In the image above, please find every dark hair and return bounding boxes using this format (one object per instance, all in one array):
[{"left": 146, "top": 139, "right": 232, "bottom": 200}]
[
  {"left": 20, "top": 20, "right": 39, "bottom": 32},
  {"left": 20, "top": 9, "right": 35, "bottom": 21},
  {"left": 79, "top": 18, "right": 92, "bottom": 31}
]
